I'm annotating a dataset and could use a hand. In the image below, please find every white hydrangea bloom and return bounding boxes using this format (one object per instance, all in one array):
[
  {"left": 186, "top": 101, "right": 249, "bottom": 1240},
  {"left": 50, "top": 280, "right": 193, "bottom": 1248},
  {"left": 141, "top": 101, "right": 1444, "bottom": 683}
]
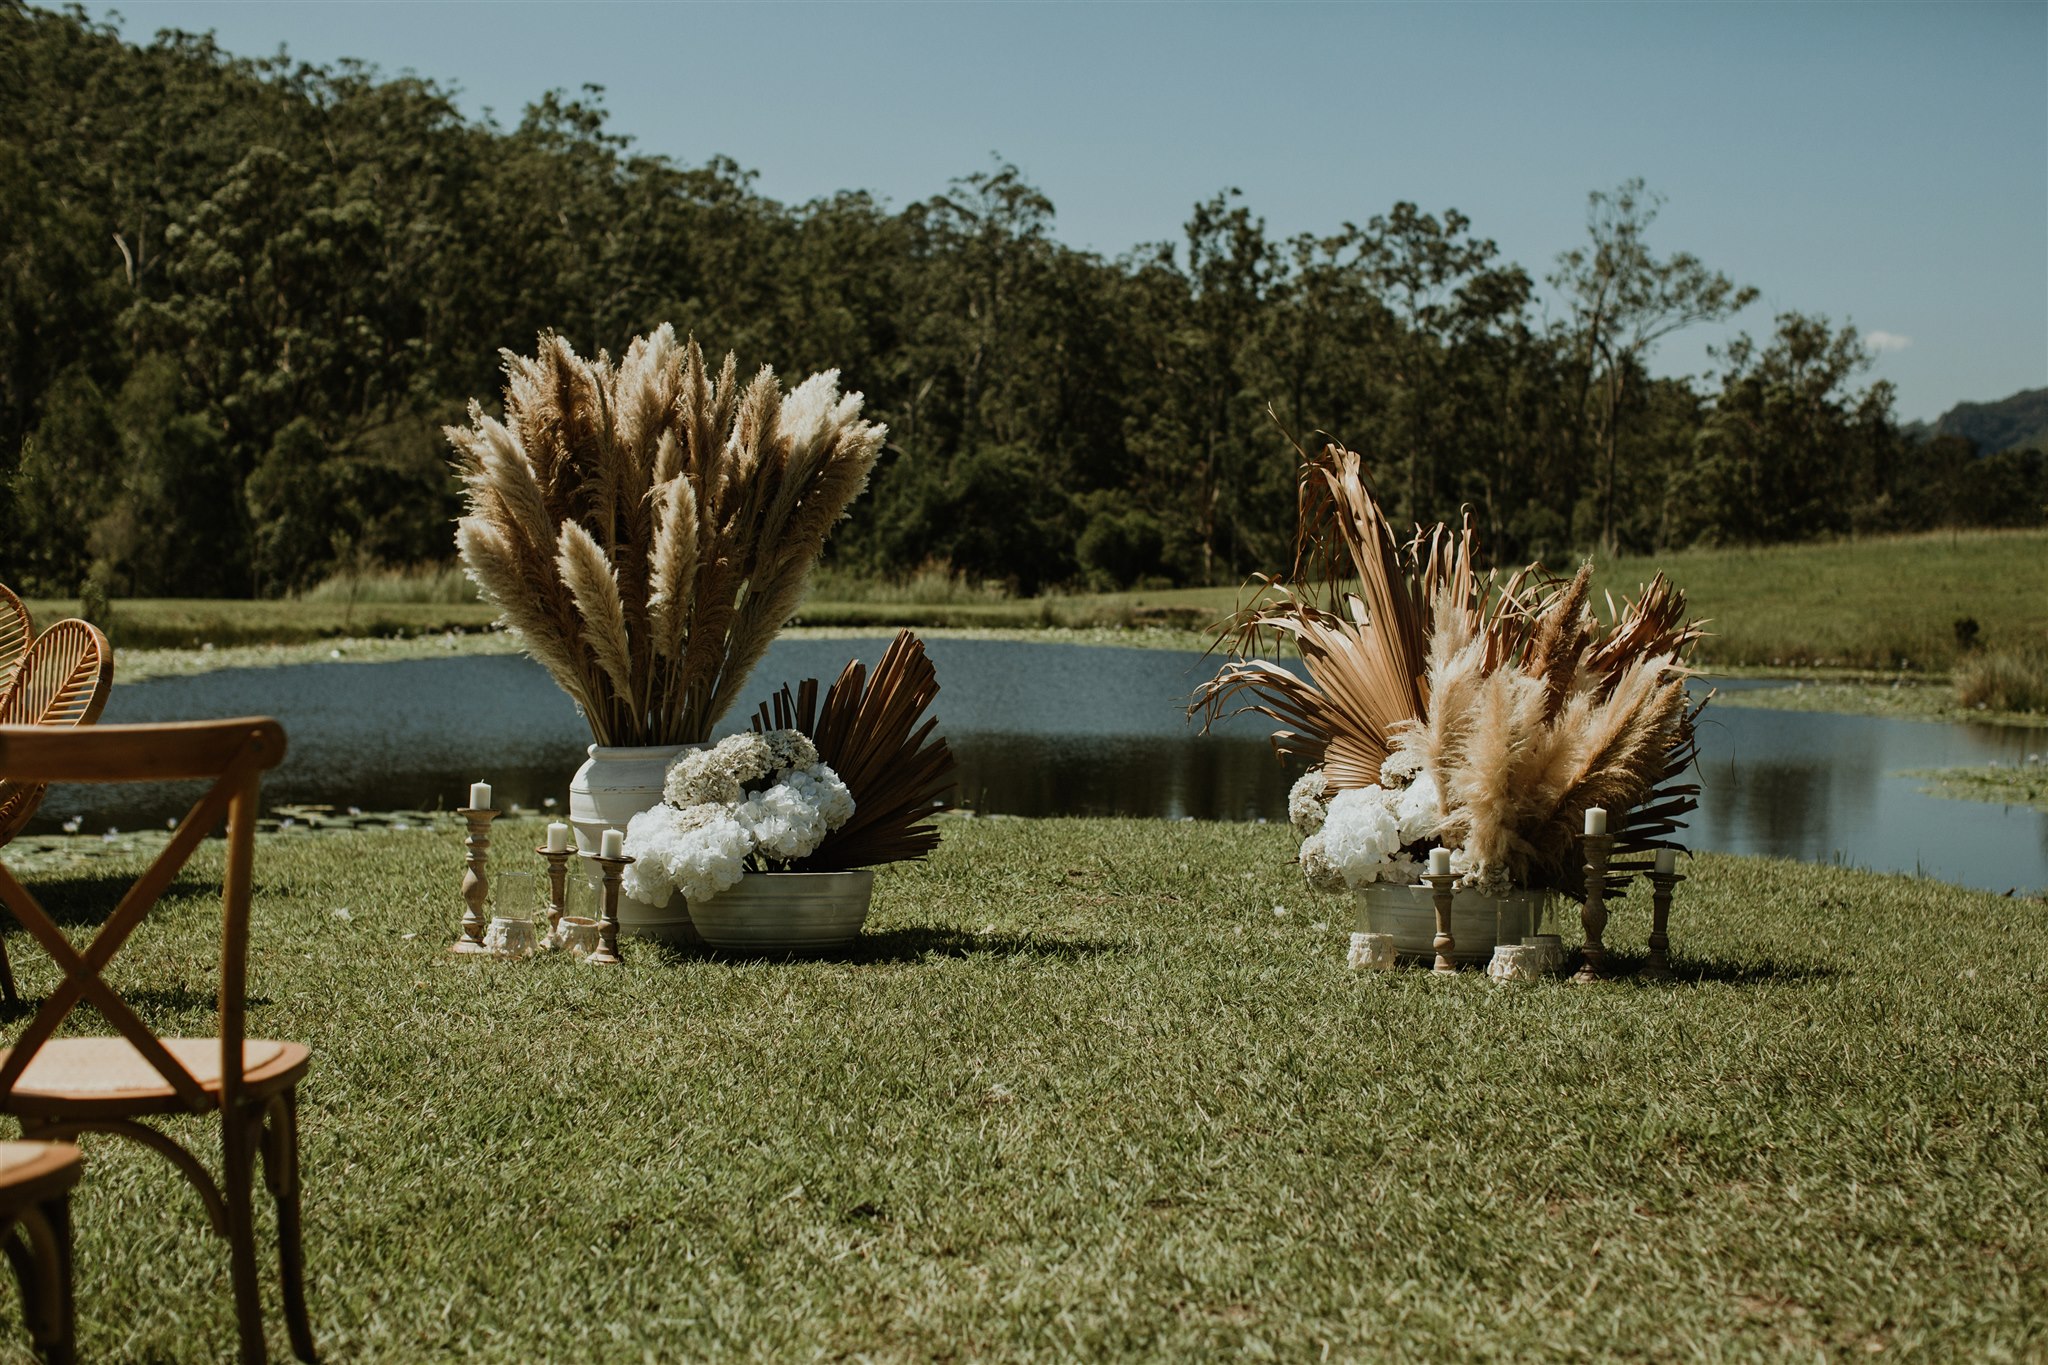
[
  {"left": 1395, "top": 772, "right": 1441, "bottom": 845},
  {"left": 1379, "top": 748, "right": 1426, "bottom": 787},
  {"left": 1318, "top": 785, "right": 1406, "bottom": 887},
  {"left": 664, "top": 732, "right": 776, "bottom": 807},
  {"left": 786, "top": 763, "right": 854, "bottom": 829},
  {"left": 622, "top": 804, "right": 752, "bottom": 904},
  {"left": 1298, "top": 832, "right": 1348, "bottom": 893},
  {"left": 1288, "top": 768, "right": 1331, "bottom": 836},
  {"left": 760, "top": 729, "right": 819, "bottom": 774}
]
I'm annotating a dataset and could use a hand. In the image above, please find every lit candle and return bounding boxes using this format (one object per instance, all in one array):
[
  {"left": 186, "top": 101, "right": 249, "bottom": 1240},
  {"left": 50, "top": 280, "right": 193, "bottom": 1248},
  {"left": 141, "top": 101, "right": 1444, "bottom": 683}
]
[
  {"left": 1584, "top": 807, "right": 1607, "bottom": 836},
  {"left": 469, "top": 781, "right": 493, "bottom": 811},
  {"left": 1655, "top": 847, "right": 1676, "bottom": 876},
  {"left": 600, "top": 827, "right": 625, "bottom": 859},
  {"left": 546, "top": 821, "right": 571, "bottom": 853}
]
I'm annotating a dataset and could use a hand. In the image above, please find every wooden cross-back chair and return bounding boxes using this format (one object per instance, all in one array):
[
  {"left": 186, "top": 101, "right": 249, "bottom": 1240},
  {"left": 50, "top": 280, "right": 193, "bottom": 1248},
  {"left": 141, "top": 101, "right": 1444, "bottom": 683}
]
[
  {"left": 0, "top": 589, "right": 116, "bottom": 1007},
  {"left": 0, "top": 1138, "right": 82, "bottom": 1365},
  {"left": 0, "top": 718, "right": 313, "bottom": 1364}
]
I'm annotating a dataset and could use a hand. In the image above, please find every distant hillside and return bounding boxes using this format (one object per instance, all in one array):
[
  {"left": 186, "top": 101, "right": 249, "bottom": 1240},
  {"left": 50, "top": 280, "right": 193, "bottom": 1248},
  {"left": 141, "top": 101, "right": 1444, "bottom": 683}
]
[{"left": 1915, "top": 388, "right": 2048, "bottom": 454}]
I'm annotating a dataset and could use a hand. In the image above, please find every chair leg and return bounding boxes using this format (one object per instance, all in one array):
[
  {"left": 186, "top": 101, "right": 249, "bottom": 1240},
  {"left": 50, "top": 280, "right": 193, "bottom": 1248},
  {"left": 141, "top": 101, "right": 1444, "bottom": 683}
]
[
  {"left": 3, "top": 1201, "right": 76, "bottom": 1365},
  {"left": 222, "top": 1111, "right": 269, "bottom": 1365},
  {"left": 38, "top": 1196, "right": 74, "bottom": 1365},
  {"left": 260, "top": 1090, "right": 315, "bottom": 1363}
]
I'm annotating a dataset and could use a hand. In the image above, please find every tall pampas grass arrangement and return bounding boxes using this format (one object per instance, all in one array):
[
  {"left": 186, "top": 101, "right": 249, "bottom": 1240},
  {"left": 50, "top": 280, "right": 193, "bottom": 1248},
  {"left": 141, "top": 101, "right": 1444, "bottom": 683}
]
[
  {"left": 451, "top": 326, "right": 886, "bottom": 746},
  {"left": 1194, "top": 432, "right": 1707, "bottom": 902}
]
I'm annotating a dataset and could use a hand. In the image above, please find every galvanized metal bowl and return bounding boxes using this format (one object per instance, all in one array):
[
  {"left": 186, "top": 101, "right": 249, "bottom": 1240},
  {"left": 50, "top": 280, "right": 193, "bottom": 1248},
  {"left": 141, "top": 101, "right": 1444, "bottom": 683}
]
[{"left": 686, "top": 869, "right": 876, "bottom": 953}]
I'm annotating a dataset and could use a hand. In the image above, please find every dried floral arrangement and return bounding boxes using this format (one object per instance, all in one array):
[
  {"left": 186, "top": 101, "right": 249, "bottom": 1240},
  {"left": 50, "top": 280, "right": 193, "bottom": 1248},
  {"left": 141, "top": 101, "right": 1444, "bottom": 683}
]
[
  {"left": 1194, "top": 437, "right": 1705, "bottom": 902},
  {"left": 620, "top": 630, "right": 958, "bottom": 903},
  {"left": 621, "top": 730, "right": 856, "bottom": 905},
  {"left": 450, "top": 324, "right": 886, "bottom": 746},
  {"left": 747, "top": 630, "right": 958, "bottom": 872}
]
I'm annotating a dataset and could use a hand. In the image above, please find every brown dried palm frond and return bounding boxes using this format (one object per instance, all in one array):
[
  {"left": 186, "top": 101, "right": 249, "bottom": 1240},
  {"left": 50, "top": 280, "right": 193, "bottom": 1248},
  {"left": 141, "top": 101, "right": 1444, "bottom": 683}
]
[
  {"left": 749, "top": 631, "right": 958, "bottom": 870},
  {"left": 452, "top": 325, "right": 885, "bottom": 746}
]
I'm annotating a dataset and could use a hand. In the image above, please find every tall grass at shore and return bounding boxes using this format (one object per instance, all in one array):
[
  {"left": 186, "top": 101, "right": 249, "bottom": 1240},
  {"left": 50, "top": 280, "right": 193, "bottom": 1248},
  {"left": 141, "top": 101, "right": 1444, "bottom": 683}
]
[{"left": 0, "top": 817, "right": 2038, "bottom": 1361}]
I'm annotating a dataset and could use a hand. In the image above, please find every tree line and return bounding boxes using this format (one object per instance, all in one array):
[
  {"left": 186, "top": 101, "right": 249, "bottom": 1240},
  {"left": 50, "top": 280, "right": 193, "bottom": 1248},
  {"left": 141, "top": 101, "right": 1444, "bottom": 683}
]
[{"left": 3, "top": 3, "right": 2041, "bottom": 602}]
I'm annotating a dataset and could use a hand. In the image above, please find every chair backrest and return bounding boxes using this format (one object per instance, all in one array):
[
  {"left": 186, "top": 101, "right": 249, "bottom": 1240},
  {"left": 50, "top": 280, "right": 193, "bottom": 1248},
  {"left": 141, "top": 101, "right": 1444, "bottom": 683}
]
[
  {"left": 0, "top": 719, "right": 287, "bottom": 1114},
  {"left": 0, "top": 586, "right": 29, "bottom": 703},
  {"left": 0, "top": 617, "right": 115, "bottom": 848}
]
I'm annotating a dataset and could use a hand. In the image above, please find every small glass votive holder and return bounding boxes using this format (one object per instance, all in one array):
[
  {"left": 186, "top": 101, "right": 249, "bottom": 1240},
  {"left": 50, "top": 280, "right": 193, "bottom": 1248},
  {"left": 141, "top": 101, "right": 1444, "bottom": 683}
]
[
  {"left": 1520, "top": 934, "right": 1565, "bottom": 975},
  {"left": 1347, "top": 932, "right": 1398, "bottom": 972},
  {"left": 483, "top": 872, "right": 540, "bottom": 958},
  {"left": 551, "top": 916, "right": 602, "bottom": 955}
]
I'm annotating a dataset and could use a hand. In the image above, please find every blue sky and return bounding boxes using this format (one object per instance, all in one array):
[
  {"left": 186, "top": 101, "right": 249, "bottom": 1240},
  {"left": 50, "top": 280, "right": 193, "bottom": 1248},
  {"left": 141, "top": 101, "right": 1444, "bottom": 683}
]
[{"left": 108, "top": 1, "right": 2047, "bottom": 422}]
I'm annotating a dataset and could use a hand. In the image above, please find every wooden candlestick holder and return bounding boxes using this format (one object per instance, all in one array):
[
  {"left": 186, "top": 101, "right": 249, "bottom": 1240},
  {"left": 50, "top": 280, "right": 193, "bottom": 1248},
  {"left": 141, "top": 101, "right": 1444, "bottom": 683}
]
[
  {"left": 582, "top": 851, "right": 634, "bottom": 967},
  {"left": 1422, "top": 871, "right": 1459, "bottom": 973},
  {"left": 1573, "top": 832, "right": 1616, "bottom": 983},
  {"left": 536, "top": 844, "right": 574, "bottom": 938},
  {"left": 1644, "top": 870, "right": 1684, "bottom": 980},
  {"left": 449, "top": 808, "right": 498, "bottom": 956}
]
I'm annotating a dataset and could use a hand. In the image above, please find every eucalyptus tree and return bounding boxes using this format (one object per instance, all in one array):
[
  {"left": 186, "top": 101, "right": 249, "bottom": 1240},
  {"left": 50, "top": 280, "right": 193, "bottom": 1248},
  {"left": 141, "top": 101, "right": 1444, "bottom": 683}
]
[{"left": 1551, "top": 179, "right": 1756, "bottom": 550}]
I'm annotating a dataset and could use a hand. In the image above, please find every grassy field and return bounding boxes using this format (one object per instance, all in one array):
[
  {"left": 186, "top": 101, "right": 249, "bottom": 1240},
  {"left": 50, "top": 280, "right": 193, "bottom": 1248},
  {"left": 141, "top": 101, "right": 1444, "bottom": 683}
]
[
  {"left": 26, "top": 527, "right": 2047, "bottom": 687},
  {"left": 0, "top": 818, "right": 2040, "bottom": 1361},
  {"left": 1596, "top": 528, "right": 2048, "bottom": 672}
]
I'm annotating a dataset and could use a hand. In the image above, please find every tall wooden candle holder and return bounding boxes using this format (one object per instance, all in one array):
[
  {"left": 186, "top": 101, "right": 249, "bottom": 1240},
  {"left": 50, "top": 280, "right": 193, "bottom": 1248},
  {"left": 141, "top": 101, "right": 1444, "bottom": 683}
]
[
  {"left": 1421, "top": 871, "right": 1459, "bottom": 973},
  {"left": 536, "top": 844, "right": 574, "bottom": 939},
  {"left": 1572, "top": 832, "right": 1616, "bottom": 983},
  {"left": 449, "top": 807, "right": 498, "bottom": 956},
  {"left": 1644, "top": 870, "right": 1684, "bottom": 979},
  {"left": 583, "top": 851, "right": 634, "bottom": 967}
]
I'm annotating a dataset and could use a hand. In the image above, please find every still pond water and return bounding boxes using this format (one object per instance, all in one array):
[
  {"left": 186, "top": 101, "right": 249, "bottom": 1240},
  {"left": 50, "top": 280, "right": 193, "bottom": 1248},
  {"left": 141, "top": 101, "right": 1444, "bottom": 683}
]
[{"left": 33, "top": 638, "right": 2048, "bottom": 895}]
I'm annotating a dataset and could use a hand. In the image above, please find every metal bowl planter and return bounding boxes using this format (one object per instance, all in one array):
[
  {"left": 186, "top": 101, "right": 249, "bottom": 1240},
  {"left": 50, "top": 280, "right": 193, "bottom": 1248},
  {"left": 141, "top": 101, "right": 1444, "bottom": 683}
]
[
  {"left": 1352, "top": 883, "right": 1554, "bottom": 967},
  {"left": 686, "top": 869, "right": 876, "bottom": 953}
]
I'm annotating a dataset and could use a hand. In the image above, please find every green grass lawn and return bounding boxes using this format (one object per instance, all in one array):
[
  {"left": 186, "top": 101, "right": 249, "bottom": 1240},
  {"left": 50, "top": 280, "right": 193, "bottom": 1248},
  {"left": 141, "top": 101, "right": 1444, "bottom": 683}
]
[
  {"left": 1598, "top": 528, "right": 2048, "bottom": 673},
  {"left": 33, "top": 528, "right": 2046, "bottom": 679},
  {"left": 0, "top": 818, "right": 2040, "bottom": 1361}
]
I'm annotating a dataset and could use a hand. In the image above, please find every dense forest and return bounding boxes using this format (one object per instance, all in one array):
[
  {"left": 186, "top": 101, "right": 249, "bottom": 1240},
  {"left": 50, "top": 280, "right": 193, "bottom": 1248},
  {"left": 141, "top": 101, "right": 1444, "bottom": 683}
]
[{"left": 3, "top": 3, "right": 2043, "bottom": 601}]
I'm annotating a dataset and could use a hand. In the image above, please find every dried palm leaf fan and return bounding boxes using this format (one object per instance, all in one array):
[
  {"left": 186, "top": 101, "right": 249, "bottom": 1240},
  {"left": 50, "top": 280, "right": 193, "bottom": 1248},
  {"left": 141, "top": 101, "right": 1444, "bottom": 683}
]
[
  {"left": 451, "top": 326, "right": 886, "bottom": 746},
  {"left": 749, "top": 631, "right": 957, "bottom": 870}
]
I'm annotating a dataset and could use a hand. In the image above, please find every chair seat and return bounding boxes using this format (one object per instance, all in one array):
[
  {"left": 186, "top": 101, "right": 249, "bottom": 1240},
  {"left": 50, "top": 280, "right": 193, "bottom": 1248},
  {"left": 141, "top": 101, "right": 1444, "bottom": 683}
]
[
  {"left": 0, "top": 1141, "right": 80, "bottom": 1193},
  {"left": 0, "top": 1038, "right": 310, "bottom": 1115}
]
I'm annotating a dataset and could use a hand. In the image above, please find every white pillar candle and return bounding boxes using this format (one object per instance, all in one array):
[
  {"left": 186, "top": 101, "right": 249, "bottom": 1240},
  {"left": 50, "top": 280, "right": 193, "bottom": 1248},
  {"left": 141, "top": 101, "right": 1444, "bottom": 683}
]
[
  {"left": 1655, "top": 847, "right": 1676, "bottom": 876},
  {"left": 469, "top": 781, "right": 492, "bottom": 811},
  {"left": 546, "top": 821, "right": 571, "bottom": 853},
  {"left": 600, "top": 827, "right": 625, "bottom": 859},
  {"left": 1429, "top": 847, "right": 1452, "bottom": 877},
  {"left": 1584, "top": 807, "right": 1607, "bottom": 836}
]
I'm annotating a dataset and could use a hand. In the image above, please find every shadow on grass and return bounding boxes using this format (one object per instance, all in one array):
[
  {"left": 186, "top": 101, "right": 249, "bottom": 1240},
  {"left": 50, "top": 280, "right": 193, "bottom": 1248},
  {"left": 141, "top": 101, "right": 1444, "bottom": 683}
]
[
  {"left": 0, "top": 985, "right": 274, "bottom": 1025},
  {"left": 1600, "top": 948, "right": 1835, "bottom": 987},
  {"left": 0, "top": 873, "right": 222, "bottom": 929},
  {"left": 645, "top": 926, "right": 1126, "bottom": 966}
]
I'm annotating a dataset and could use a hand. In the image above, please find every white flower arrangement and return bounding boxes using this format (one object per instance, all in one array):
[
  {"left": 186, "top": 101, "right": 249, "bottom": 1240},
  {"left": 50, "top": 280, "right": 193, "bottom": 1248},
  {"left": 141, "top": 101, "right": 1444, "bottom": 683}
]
[
  {"left": 1293, "top": 767, "right": 1472, "bottom": 893},
  {"left": 622, "top": 730, "right": 855, "bottom": 905}
]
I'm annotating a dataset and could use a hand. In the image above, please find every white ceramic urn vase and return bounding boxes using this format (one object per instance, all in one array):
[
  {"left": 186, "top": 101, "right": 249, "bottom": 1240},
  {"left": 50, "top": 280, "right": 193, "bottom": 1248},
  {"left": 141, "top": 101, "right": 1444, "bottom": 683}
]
[
  {"left": 568, "top": 742, "right": 697, "bottom": 943},
  {"left": 1352, "top": 883, "right": 1551, "bottom": 967}
]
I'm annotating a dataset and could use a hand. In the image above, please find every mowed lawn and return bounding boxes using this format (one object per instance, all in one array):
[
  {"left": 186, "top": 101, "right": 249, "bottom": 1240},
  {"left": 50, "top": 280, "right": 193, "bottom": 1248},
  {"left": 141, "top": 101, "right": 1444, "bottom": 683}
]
[
  {"left": 0, "top": 817, "right": 2039, "bottom": 1362},
  {"left": 33, "top": 527, "right": 2048, "bottom": 674}
]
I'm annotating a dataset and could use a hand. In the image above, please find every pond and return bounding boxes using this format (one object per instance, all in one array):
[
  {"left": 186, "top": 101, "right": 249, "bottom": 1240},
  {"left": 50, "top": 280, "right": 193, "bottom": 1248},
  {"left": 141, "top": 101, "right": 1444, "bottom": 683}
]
[{"left": 28, "top": 638, "right": 2048, "bottom": 895}]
